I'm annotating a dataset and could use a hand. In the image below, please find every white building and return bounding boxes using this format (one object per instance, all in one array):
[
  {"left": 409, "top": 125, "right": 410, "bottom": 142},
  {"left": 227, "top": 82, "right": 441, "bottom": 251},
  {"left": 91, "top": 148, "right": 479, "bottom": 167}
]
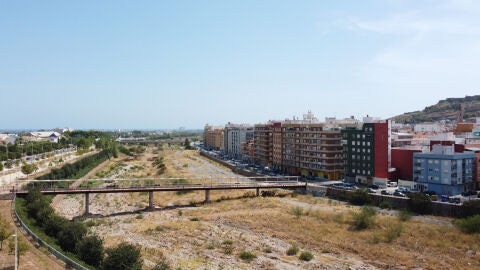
[
  {"left": 223, "top": 123, "right": 253, "bottom": 159},
  {"left": 414, "top": 123, "right": 442, "bottom": 133}
]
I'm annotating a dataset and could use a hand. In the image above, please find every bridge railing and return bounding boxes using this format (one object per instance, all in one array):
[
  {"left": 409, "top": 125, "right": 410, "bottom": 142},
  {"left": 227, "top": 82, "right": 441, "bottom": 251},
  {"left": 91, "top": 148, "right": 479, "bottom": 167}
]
[
  {"left": 13, "top": 196, "right": 90, "bottom": 270},
  {"left": 14, "top": 176, "right": 301, "bottom": 192}
]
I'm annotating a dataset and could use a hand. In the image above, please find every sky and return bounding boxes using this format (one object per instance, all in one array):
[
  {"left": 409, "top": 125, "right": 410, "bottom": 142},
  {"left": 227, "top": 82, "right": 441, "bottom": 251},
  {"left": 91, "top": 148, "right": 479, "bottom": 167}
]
[{"left": 1, "top": 0, "right": 480, "bottom": 130}]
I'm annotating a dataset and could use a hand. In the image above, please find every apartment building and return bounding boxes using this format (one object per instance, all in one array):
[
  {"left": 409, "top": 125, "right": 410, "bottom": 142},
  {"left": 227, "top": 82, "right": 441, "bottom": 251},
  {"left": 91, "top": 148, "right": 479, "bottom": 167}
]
[
  {"left": 203, "top": 125, "right": 224, "bottom": 151},
  {"left": 342, "top": 118, "right": 391, "bottom": 184},
  {"left": 413, "top": 145, "right": 475, "bottom": 195},
  {"left": 223, "top": 123, "right": 254, "bottom": 159},
  {"left": 282, "top": 120, "right": 345, "bottom": 180},
  {"left": 254, "top": 121, "right": 282, "bottom": 168}
]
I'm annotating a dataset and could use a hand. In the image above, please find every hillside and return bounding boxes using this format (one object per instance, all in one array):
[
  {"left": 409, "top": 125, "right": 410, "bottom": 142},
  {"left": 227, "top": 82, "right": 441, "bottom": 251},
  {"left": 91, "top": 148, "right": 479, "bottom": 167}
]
[{"left": 391, "top": 95, "right": 480, "bottom": 123}]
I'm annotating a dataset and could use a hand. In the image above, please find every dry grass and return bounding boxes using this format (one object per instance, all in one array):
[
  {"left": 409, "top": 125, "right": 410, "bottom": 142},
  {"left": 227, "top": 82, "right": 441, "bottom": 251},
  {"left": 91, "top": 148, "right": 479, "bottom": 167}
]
[{"left": 63, "top": 147, "right": 480, "bottom": 269}]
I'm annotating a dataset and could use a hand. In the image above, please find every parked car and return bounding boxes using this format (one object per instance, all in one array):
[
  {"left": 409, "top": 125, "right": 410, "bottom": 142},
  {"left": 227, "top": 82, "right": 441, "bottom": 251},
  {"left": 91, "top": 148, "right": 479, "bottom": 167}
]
[
  {"left": 448, "top": 197, "right": 461, "bottom": 204},
  {"left": 367, "top": 188, "right": 377, "bottom": 194},
  {"left": 368, "top": 184, "right": 379, "bottom": 190},
  {"left": 393, "top": 191, "right": 406, "bottom": 197},
  {"left": 422, "top": 190, "right": 437, "bottom": 196},
  {"left": 461, "top": 190, "right": 477, "bottom": 197},
  {"left": 381, "top": 190, "right": 391, "bottom": 195}
]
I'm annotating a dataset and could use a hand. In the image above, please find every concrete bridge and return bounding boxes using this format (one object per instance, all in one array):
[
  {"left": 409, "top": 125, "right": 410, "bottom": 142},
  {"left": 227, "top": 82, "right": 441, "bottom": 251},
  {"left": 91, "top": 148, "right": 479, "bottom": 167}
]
[{"left": 12, "top": 177, "right": 306, "bottom": 215}]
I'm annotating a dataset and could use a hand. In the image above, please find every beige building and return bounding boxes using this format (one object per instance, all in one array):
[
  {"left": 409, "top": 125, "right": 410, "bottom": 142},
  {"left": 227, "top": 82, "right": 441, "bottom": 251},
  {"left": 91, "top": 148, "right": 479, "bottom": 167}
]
[{"left": 204, "top": 125, "right": 224, "bottom": 151}]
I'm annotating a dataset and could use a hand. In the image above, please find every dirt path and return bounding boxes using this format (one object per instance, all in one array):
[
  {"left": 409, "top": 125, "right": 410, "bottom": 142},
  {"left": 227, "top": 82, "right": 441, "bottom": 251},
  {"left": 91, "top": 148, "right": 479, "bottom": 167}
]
[{"left": 0, "top": 200, "right": 65, "bottom": 270}]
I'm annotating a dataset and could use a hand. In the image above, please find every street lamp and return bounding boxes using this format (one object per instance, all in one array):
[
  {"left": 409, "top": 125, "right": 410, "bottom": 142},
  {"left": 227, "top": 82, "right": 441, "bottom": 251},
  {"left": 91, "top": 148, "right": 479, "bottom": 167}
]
[{"left": 10, "top": 230, "right": 17, "bottom": 270}]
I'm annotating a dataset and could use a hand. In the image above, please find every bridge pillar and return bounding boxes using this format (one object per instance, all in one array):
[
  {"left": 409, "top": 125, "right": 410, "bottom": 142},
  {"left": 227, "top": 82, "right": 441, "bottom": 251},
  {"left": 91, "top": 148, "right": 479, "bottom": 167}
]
[
  {"left": 256, "top": 188, "right": 260, "bottom": 197},
  {"left": 85, "top": 193, "right": 90, "bottom": 215},
  {"left": 205, "top": 189, "right": 211, "bottom": 203},
  {"left": 148, "top": 191, "right": 154, "bottom": 209}
]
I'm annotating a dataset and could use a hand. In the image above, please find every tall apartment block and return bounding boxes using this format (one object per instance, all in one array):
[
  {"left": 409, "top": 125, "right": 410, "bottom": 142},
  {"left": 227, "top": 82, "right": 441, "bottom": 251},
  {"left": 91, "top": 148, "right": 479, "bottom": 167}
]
[
  {"left": 253, "top": 121, "right": 281, "bottom": 168},
  {"left": 342, "top": 118, "right": 391, "bottom": 184},
  {"left": 203, "top": 125, "right": 224, "bottom": 151},
  {"left": 223, "top": 123, "right": 254, "bottom": 160}
]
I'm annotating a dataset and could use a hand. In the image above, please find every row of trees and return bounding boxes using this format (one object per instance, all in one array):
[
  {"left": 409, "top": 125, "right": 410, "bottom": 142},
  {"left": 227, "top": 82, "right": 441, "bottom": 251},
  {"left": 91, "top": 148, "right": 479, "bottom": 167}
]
[
  {"left": 36, "top": 150, "right": 110, "bottom": 182},
  {"left": 0, "top": 140, "right": 70, "bottom": 162},
  {"left": 20, "top": 188, "right": 142, "bottom": 269}
]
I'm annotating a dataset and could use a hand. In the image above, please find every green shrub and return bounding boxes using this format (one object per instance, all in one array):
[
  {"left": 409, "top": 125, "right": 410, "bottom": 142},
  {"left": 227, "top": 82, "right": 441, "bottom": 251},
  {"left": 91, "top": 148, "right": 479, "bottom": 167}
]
[
  {"left": 397, "top": 209, "right": 412, "bottom": 221},
  {"left": 286, "top": 244, "right": 299, "bottom": 256},
  {"left": 461, "top": 200, "right": 480, "bottom": 218},
  {"left": 292, "top": 206, "right": 303, "bottom": 219},
  {"left": 455, "top": 215, "right": 480, "bottom": 234},
  {"left": 136, "top": 214, "right": 144, "bottom": 219},
  {"left": 352, "top": 206, "right": 377, "bottom": 230},
  {"left": 264, "top": 246, "right": 273, "bottom": 253},
  {"left": 299, "top": 251, "right": 314, "bottom": 261},
  {"left": 189, "top": 217, "right": 199, "bottom": 221},
  {"left": 407, "top": 192, "right": 432, "bottom": 214},
  {"left": 384, "top": 222, "right": 403, "bottom": 243},
  {"left": 239, "top": 251, "right": 256, "bottom": 262},
  {"left": 348, "top": 189, "right": 372, "bottom": 206},
  {"left": 261, "top": 190, "right": 277, "bottom": 197},
  {"left": 379, "top": 201, "right": 393, "bottom": 209}
]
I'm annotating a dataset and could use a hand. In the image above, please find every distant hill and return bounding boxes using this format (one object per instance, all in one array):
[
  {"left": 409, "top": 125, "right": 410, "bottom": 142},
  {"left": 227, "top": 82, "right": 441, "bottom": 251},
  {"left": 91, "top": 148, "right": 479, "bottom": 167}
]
[{"left": 390, "top": 95, "right": 480, "bottom": 123}]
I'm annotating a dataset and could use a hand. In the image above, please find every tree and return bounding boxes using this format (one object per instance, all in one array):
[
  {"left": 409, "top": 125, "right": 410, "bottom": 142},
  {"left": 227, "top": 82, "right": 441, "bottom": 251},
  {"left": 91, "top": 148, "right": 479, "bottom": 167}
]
[
  {"left": 0, "top": 216, "right": 12, "bottom": 250},
  {"left": 103, "top": 242, "right": 142, "bottom": 270},
  {"left": 0, "top": 161, "right": 3, "bottom": 171},
  {"left": 21, "top": 163, "right": 38, "bottom": 176},
  {"left": 56, "top": 221, "right": 87, "bottom": 252},
  {"left": 77, "top": 235, "right": 104, "bottom": 267},
  {"left": 9, "top": 235, "right": 29, "bottom": 267},
  {"left": 184, "top": 138, "right": 193, "bottom": 150},
  {"left": 5, "top": 160, "right": 12, "bottom": 169}
]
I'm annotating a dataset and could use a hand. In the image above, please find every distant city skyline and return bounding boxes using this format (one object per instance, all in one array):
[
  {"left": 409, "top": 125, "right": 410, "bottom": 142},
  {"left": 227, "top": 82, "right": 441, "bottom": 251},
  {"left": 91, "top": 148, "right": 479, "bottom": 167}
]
[{"left": 1, "top": 1, "right": 479, "bottom": 129}]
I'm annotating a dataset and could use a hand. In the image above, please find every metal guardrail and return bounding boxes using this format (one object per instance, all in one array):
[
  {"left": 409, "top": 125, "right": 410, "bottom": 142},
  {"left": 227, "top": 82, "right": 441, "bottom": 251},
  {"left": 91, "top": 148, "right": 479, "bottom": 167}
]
[{"left": 13, "top": 196, "right": 90, "bottom": 270}]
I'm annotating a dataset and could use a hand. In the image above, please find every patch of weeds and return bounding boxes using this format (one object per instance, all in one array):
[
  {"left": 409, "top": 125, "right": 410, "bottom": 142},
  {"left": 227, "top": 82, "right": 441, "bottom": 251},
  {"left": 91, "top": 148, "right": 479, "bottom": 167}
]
[
  {"left": 397, "top": 209, "right": 412, "bottom": 221},
  {"left": 206, "top": 243, "right": 215, "bottom": 250},
  {"left": 222, "top": 239, "right": 234, "bottom": 245},
  {"left": 352, "top": 206, "right": 377, "bottom": 230},
  {"left": 369, "top": 233, "right": 381, "bottom": 244},
  {"left": 291, "top": 206, "right": 304, "bottom": 219},
  {"left": 379, "top": 201, "right": 393, "bottom": 210},
  {"left": 264, "top": 246, "right": 273, "bottom": 253},
  {"left": 155, "top": 225, "right": 165, "bottom": 232},
  {"left": 384, "top": 222, "right": 403, "bottom": 243},
  {"left": 286, "top": 244, "right": 299, "bottom": 256},
  {"left": 189, "top": 217, "right": 200, "bottom": 221},
  {"left": 239, "top": 251, "right": 256, "bottom": 262},
  {"left": 223, "top": 245, "right": 234, "bottom": 255},
  {"left": 177, "top": 210, "right": 183, "bottom": 217},
  {"left": 299, "top": 251, "right": 314, "bottom": 261},
  {"left": 136, "top": 214, "right": 144, "bottom": 219}
]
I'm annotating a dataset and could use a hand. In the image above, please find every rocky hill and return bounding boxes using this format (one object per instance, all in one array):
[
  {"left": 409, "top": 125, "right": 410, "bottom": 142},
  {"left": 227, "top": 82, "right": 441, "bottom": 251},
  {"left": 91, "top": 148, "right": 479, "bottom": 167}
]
[{"left": 391, "top": 95, "right": 480, "bottom": 123}]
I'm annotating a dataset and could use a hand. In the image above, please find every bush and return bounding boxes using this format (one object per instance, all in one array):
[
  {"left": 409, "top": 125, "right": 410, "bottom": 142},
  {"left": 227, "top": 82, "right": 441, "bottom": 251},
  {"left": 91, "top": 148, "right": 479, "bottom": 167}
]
[
  {"left": 292, "top": 206, "right": 304, "bottom": 219},
  {"left": 239, "top": 251, "right": 256, "bottom": 262},
  {"left": 103, "top": 242, "right": 142, "bottom": 270},
  {"left": 261, "top": 190, "right": 277, "bottom": 197},
  {"left": 348, "top": 189, "right": 372, "bottom": 206},
  {"left": 455, "top": 215, "right": 480, "bottom": 234},
  {"left": 56, "top": 221, "right": 87, "bottom": 253},
  {"left": 461, "top": 200, "right": 480, "bottom": 218},
  {"left": 384, "top": 222, "right": 403, "bottom": 243},
  {"left": 407, "top": 192, "right": 432, "bottom": 214},
  {"left": 379, "top": 201, "right": 393, "bottom": 210},
  {"left": 77, "top": 235, "right": 104, "bottom": 267},
  {"left": 299, "top": 251, "right": 314, "bottom": 261},
  {"left": 286, "top": 244, "right": 299, "bottom": 256},
  {"left": 397, "top": 209, "right": 412, "bottom": 221},
  {"left": 352, "top": 206, "right": 377, "bottom": 230}
]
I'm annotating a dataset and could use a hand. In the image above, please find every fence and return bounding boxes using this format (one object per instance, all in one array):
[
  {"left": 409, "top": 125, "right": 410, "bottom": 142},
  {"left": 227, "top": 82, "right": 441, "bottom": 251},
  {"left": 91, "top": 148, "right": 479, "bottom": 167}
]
[{"left": 12, "top": 196, "right": 90, "bottom": 270}]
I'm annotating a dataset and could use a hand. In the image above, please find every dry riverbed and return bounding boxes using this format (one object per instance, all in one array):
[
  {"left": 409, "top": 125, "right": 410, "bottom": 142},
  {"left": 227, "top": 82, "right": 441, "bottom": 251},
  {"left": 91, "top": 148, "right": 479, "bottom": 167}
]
[{"left": 52, "top": 146, "right": 480, "bottom": 270}]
